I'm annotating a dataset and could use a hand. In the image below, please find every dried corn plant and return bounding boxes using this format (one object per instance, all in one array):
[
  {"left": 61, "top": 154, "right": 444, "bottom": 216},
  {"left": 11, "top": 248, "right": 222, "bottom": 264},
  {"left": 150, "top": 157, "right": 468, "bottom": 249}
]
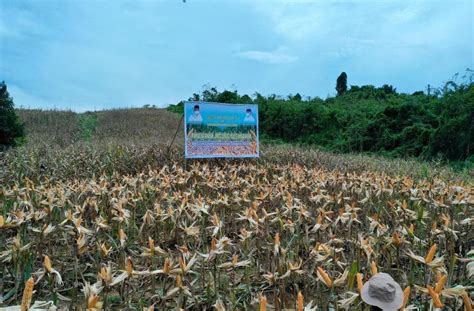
[{"left": 1, "top": 154, "right": 472, "bottom": 310}]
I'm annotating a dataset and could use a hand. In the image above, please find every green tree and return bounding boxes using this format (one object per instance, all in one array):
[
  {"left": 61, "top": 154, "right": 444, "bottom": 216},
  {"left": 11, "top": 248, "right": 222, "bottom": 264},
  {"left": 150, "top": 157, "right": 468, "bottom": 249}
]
[
  {"left": 0, "top": 81, "right": 25, "bottom": 148},
  {"left": 290, "top": 93, "right": 302, "bottom": 101},
  {"left": 336, "top": 72, "right": 348, "bottom": 96},
  {"left": 430, "top": 83, "right": 474, "bottom": 160},
  {"left": 381, "top": 84, "right": 397, "bottom": 95},
  {"left": 216, "top": 90, "right": 239, "bottom": 103}
]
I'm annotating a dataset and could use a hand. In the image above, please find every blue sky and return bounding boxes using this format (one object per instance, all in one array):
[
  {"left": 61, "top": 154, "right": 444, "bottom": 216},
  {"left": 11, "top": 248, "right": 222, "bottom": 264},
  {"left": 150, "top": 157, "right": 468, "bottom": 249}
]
[{"left": 1, "top": 0, "right": 472, "bottom": 111}]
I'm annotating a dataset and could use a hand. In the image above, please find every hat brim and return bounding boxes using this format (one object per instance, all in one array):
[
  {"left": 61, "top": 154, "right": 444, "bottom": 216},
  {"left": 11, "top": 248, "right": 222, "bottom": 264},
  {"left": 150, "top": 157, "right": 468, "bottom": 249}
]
[{"left": 361, "top": 282, "right": 404, "bottom": 310}]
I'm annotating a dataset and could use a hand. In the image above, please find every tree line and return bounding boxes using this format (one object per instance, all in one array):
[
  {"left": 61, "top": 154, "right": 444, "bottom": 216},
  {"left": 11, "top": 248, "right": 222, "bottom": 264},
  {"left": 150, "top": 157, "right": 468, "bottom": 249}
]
[
  {"left": 168, "top": 71, "right": 473, "bottom": 163},
  {"left": 1, "top": 72, "right": 472, "bottom": 164}
]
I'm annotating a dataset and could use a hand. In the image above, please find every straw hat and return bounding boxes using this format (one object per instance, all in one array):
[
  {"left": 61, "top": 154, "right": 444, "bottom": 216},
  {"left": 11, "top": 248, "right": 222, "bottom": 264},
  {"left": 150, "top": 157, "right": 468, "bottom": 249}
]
[{"left": 361, "top": 273, "right": 403, "bottom": 310}]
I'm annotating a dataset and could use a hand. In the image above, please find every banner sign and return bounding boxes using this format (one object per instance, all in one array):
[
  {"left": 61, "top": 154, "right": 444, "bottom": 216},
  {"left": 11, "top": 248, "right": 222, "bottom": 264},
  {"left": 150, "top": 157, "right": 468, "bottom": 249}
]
[{"left": 184, "top": 102, "right": 259, "bottom": 158}]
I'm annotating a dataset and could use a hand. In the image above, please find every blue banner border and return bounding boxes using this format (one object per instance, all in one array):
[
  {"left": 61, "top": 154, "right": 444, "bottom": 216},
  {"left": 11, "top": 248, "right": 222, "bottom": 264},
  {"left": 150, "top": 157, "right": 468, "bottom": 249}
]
[{"left": 184, "top": 101, "right": 259, "bottom": 159}]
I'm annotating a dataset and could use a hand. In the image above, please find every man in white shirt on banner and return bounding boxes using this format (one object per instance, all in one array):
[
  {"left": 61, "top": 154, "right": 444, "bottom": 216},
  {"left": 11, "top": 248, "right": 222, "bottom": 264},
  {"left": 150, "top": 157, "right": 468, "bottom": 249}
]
[
  {"left": 243, "top": 108, "right": 255, "bottom": 123},
  {"left": 189, "top": 104, "right": 203, "bottom": 123}
]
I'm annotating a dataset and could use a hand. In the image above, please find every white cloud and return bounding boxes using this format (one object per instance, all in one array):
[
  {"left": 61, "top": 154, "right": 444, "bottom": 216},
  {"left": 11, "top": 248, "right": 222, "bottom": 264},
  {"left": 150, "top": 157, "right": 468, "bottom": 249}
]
[
  {"left": 0, "top": 6, "right": 48, "bottom": 39},
  {"left": 389, "top": 4, "right": 427, "bottom": 24},
  {"left": 251, "top": 1, "right": 436, "bottom": 45},
  {"left": 274, "top": 11, "right": 322, "bottom": 41},
  {"left": 236, "top": 47, "right": 298, "bottom": 64},
  {"left": 252, "top": 2, "right": 324, "bottom": 41}
]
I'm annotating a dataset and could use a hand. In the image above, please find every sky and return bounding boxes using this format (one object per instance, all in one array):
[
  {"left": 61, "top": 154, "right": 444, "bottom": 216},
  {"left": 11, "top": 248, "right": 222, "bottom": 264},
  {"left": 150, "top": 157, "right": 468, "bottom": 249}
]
[{"left": 0, "top": 0, "right": 473, "bottom": 112}]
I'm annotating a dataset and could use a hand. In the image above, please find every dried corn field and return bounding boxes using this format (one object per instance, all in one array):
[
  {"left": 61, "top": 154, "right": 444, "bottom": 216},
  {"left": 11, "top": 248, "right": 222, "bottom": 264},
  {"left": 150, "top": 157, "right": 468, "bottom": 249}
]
[
  {"left": 1, "top": 153, "right": 473, "bottom": 310},
  {"left": 0, "top": 109, "right": 473, "bottom": 310}
]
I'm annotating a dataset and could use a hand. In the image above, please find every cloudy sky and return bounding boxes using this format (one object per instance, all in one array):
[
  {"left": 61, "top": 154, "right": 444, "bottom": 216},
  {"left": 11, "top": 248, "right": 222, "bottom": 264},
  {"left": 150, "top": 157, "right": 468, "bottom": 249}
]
[{"left": 0, "top": 0, "right": 472, "bottom": 111}]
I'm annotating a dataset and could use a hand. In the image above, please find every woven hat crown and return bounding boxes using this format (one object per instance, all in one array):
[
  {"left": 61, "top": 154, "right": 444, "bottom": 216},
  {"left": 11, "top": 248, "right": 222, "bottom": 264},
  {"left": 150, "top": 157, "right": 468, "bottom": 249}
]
[{"left": 368, "top": 277, "right": 397, "bottom": 302}]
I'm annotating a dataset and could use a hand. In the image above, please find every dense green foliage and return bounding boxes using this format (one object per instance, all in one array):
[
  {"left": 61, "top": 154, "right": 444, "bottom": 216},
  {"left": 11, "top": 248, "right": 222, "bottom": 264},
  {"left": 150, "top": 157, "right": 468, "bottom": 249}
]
[
  {"left": 0, "top": 81, "right": 25, "bottom": 148},
  {"left": 168, "top": 74, "right": 473, "bottom": 162},
  {"left": 78, "top": 113, "right": 98, "bottom": 142}
]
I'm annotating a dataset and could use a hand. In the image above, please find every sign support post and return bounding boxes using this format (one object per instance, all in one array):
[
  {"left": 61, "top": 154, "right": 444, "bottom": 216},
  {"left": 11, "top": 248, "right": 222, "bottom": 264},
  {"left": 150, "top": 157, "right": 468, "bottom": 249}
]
[{"left": 166, "top": 114, "right": 184, "bottom": 159}]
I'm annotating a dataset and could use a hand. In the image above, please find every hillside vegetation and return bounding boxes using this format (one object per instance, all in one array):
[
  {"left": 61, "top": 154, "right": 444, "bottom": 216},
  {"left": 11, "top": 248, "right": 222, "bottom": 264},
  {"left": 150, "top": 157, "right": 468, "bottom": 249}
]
[
  {"left": 16, "top": 108, "right": 184, "bottom": 147},
  {"left": 169, "top": 73, "right": 474, "bottom": 166},
  {"left": 1, "top": 107, "right": 471, "bottom": 184}
]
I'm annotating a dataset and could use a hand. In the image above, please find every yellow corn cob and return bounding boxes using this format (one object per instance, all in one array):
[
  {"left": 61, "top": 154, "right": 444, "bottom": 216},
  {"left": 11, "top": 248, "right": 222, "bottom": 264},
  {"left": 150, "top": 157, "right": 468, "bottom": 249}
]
[
  {"left": 427, "top": 285, "right": 443, "bottom": 308},
  {"left": 259, "top": 294, "right": 267, "bottom": 311},
  {"left": 356, "top": 273, "right": 364, "bottom": 293},
  {"left": 297, "top": 291, "right": 304, "bottom": 311},
  {"left": 402, "top": 286, "right": 411, "bottom": 308},
  {"left": 43, "top": 255, "right": 52, "bottom": 273},
  {"left": 20, "top": 277, "right": 34, "bottom": 311},
  {"left": 425, "top": 244, "right": 437, "bottom": 264},
  {"left": 317, "top": 267, "right": 333, "bottom": 288},
  {"left": 463, "top": 291, "right": 472, "bottom": 311},
  {"left": 435, "top": 275, "right": 447, "bottom": 293},
  {"left": 370, "top": 261, "right": 378, "bottom": 275},
  {"left": 126, "top": 256, "right": 133, "bottom": 275}
]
